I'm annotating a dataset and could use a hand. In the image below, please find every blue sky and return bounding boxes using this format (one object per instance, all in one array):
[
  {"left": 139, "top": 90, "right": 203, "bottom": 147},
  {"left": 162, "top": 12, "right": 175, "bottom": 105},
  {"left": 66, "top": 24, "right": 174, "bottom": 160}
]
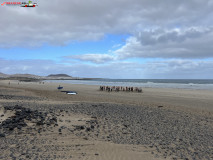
[
  {"left": 0, "top": 34, "right": 128, "bottom": 61},
  {"left": 0, "top": 0, "right": 213, "bottom": 78}
]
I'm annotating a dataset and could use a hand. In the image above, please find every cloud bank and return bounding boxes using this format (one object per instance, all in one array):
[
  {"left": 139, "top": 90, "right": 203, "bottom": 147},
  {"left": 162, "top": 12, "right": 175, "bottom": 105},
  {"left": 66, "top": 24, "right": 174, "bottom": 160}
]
[
  {"left": 1, "top": 58, "right": 213, "bottom": 79},
  {"left": 1, "top": 0, "right": 213, "bottom": 48}
]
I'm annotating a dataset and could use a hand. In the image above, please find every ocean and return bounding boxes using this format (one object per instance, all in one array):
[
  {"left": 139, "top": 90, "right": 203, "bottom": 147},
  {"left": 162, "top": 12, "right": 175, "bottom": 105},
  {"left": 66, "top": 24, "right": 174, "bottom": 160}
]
[{"left": 45, "top": 79, "right": 213, "bottom": 90}]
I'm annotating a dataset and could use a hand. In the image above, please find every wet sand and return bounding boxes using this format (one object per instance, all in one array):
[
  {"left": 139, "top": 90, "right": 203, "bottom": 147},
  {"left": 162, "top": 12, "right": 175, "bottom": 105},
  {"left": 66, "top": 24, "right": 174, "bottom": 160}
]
[{"left": 0, "top": 80, "right": 213, "bottom": 159}]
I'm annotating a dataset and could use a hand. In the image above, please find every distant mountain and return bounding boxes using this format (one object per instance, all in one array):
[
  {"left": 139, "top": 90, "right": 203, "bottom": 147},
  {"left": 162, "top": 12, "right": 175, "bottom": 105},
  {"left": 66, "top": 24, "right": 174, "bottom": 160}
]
[
  {"left": 9, "top": 74, "right": 42, "bottom": 79},
  {"left": 0, "top": 72, "right": 85, "bottom": 80},
  {"left": 47, "top": 74, "right": 72, "bottom": 77},
  {"left": 0, "top": 72, "right": 9, "bottom": 78}
]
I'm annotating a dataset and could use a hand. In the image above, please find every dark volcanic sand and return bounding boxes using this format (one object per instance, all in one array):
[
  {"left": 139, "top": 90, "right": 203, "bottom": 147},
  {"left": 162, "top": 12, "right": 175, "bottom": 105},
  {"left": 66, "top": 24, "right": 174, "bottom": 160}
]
[{"left": 0, "top": 100, "right": 213, "bottom": 160}]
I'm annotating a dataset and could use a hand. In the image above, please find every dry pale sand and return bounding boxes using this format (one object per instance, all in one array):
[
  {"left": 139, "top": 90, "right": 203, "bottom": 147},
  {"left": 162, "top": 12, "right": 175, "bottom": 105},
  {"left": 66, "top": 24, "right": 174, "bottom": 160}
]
[
  {"left": 1, "top": 80, "right": 213, "bottom": 115},
  {"left": 0, "top": 80, "right": 213, "bottom": 160}
]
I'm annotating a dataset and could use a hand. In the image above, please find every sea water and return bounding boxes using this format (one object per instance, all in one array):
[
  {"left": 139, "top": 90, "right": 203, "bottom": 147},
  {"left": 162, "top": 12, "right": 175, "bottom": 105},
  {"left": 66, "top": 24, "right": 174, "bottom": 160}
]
[{"left": 45, "top": 79, "right": 213, "bottom": 90}]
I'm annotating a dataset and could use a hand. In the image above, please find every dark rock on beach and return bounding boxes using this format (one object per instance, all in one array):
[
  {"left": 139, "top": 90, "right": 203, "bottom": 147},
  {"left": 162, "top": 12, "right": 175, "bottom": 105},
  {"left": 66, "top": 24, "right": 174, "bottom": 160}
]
[
  {"left": 0, "top": 133, "right": 5, "bottom": 137},
  {"left": 0, "top": 105, "right": 57, "bottom": 135}
]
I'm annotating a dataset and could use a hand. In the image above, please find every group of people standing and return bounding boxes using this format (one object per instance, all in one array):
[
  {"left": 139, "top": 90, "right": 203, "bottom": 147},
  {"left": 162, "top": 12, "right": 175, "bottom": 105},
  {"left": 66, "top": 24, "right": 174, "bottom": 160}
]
[{"left": 99, "top": 86, "right": 143, "bottom": 92}]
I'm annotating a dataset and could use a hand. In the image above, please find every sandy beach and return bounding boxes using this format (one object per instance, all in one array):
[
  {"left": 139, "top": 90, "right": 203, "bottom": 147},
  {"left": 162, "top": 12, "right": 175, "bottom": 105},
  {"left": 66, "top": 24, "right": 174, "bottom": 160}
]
[{"left": 0, "top": 80, "right": 213, "bottom": 160}]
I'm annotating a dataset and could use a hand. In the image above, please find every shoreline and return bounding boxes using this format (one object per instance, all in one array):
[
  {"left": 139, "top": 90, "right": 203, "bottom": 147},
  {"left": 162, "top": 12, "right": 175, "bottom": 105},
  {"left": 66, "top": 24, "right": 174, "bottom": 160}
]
[{"left": 44, "top": 79, "right": 213, "bottom": 91}]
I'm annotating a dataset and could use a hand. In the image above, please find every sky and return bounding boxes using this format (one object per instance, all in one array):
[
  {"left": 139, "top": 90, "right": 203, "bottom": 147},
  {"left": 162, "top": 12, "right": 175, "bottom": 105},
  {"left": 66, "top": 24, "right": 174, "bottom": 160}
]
[{"left": 0, "top": 0, "right": 213, "bottom": 79}]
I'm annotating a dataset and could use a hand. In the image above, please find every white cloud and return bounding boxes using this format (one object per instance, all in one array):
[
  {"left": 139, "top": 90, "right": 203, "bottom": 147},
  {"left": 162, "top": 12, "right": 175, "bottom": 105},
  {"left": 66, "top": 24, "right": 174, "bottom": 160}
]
[
  {"left": 66, "top": 54, "right": 116, "bottom": 64},
  {"left": 112, "top": 44, "right": 122, "bottom": 48},
  {"left": 115, "top": 27, "right": 213, "bottom": 59}
]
